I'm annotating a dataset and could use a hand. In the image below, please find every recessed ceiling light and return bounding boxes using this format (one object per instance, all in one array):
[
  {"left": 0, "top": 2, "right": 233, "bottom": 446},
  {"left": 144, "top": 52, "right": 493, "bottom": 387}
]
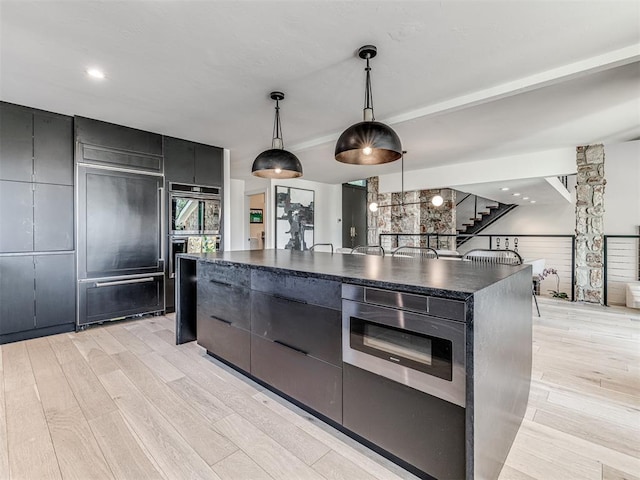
[
  {"left": 523, "top": 197, "right": 529, "bottom": 200},
  {"left": 500, "top": 187, "right": 509, "bottom": 191},
  {"left": 86, "top": 68, "right": 105, "bottom": 79},
  {"left": 513, "top": 193, "right": 521, "bottom": 196},
  {"left": 530, "top": 200, "right": 536, "bottom": 204}
]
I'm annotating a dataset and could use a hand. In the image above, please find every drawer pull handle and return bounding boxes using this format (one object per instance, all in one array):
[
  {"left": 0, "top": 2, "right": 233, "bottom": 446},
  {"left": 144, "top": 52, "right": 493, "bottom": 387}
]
[
  {"left": 274, "top": 340, "right": 308, "bottom": 356},
  {"left": 209, "top": 279, "right": 233, "bottom": 287},
  {"left": 273, "top": 293, "right": 307, "bottom": 305},
  {"left": 211, "top": 316, "right": 232, "bottom": 325},
  {"left": 95, "top": 277, "right": 154, "bottom": 287}
]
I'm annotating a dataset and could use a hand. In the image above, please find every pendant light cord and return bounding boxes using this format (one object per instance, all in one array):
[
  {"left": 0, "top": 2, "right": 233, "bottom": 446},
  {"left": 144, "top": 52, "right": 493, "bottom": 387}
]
[
  {"left": 363, "top": 55, "right": 375, "bottom": 121},
  {"left": 272, "top": 98, "right": 283, "bottom": 149}
]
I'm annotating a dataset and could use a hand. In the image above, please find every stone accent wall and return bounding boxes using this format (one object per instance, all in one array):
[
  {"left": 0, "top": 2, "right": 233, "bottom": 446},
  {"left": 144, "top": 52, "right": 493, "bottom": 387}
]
[
  {"left": 575, "top": 144, "right": 605, "bottom": 303},
  {"left": 366, "top": 177, "right": 456, "bottom": 250}
]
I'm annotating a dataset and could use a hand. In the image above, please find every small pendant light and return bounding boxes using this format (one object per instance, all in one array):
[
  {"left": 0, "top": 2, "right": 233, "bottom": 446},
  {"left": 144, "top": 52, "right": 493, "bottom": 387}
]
[
  {"left": 252, "top": 91, "right": 303, "bottom": 178},
  {"left": 335, "top": 45, "right": 402, "bottom": 165}
]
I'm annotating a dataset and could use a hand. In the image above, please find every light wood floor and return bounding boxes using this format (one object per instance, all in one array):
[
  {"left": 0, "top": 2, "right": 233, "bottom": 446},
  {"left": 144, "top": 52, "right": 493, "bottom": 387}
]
[{"left": 0, "top": 297, "right": 638, "bottom": 480}]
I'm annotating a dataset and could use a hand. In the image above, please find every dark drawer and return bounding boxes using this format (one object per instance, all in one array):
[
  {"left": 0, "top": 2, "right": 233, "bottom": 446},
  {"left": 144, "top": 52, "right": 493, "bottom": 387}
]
[
  {"left": 251, "top": 291, "right": 341, "bottom": 366},
  {"left": 251, "top": 269, "right": 341, "bottom": 310},
  {"left": 343, "top": 364, "right": 465, "bottom": 480},
  {"left": 251, "top": 335, "right": 342, "bottom": 423},
  {"left": 197, "top": 316, "right": 250, "bottom": 372},
  {"left": 79, "top": 275, "right": 164, "bottom": 325},
  {"left": 199, "top": 261, "right": 250, "bottom": 289},
  {"left": 197, "top": 278, "right": 251, "bottom": 330}
]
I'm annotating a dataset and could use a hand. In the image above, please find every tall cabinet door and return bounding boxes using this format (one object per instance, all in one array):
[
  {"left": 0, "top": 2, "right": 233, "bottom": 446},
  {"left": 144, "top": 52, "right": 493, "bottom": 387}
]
[
  {"left": 33, "top": 113, "right": 73, "bottom": 185},
  {"left": 0, "top": 103, "right": 33, "bottom": 182},
  {"left": 34, "top": 254, "right": 75, "bottom": 328},
  {"left": 34, "top": 184, "right": 74, "bottom": 251},
  {"left": 0, "top": 256, "right": 35, "bottom": 335},
  {"left": 0, "top": 180, "right": 34, "bottom": 253},
  {"left": 194, "top": 144, "right": 223, "bottom": 187}
]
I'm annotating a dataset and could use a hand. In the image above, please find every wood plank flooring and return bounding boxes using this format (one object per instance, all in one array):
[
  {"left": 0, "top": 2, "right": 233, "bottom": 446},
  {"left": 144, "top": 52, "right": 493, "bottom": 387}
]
[{"left": 0, "top": 297, "right": 637, "bottom": 480}]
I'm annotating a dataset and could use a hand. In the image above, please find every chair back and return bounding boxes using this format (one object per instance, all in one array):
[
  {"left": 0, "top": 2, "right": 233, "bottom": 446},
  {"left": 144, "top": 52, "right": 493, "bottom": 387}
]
[
  {"left": 350, "top": 245, "right": 385, "bottom": 257},
  {"left": 392, "top": 246, "right": 439, "bottom": 259},
  {"left": 462, "top": 249, "right": 523, "bottom": 265},
  {"left": 309, "top": 243, "right": 334, "bottom": 254}
]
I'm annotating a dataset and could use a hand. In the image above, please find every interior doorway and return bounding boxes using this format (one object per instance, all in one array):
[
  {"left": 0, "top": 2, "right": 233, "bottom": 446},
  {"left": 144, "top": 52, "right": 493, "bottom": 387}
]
[
  {"left": 248, "top": 192, "right": 265, "bottom": 250},
  {"left": 342, "top": 182, "right": 368, "bottom": 249}
]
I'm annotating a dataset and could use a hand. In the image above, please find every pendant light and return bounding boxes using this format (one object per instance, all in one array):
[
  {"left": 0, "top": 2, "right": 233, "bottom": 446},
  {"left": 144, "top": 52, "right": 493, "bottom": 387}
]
[
  {"left": 252, "top": 91, "right": 303, "bottom": 179},
  {"left": 335, "top": 45, "right": 402, "bottom": 165}
]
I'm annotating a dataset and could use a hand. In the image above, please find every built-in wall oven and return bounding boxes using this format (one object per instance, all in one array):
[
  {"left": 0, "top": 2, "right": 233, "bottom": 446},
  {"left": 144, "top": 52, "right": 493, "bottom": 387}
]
[
  {"left": 342, "top": 284, "right": 466, "bottom": 407},
  {"left": 168, "top": 183, "right": 221, "bottom": 278}
]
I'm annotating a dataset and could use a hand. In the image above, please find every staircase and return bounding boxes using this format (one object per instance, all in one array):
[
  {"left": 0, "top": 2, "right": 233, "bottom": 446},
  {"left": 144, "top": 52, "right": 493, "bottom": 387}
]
[{"left": 456, "top": 194, "right": 517, "bottom": 247}]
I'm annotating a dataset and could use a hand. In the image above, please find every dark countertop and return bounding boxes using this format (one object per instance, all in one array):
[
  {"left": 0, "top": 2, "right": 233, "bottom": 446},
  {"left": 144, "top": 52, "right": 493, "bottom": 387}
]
[{"left": 181, "top": 249, "right": 530, "bottom": 301}]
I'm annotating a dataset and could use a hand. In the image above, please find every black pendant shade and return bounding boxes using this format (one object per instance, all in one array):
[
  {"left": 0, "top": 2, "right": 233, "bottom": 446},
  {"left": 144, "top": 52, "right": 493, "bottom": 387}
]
[
  {"left": 252, "top": 91, "right": 303, "bottom": 179},
  {"left": 251, "top": 148, "right": 303, "bottom": 179},
  {"left": 335, "top": 45, "right": 402, "bottom": 165},
  {"left": 335, "top": 121, "right": 402, "bottom": 165}
]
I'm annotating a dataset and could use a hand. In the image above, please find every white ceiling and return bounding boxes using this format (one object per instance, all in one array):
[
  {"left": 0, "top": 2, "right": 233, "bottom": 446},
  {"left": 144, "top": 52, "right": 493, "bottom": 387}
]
[{"left": 1, "top": 1, "right": 639, "bottom": 187}]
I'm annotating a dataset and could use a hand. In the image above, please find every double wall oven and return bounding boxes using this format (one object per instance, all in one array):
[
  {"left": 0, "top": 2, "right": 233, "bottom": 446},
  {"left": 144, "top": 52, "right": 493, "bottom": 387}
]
[{"left": 168, "top": 183, "right": 221, "bottom": 279}]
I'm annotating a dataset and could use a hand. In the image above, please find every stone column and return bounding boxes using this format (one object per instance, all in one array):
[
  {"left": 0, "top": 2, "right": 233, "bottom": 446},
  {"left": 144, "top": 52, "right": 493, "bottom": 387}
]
[
  {"left": 575, "top": 144, "right": 605, "bottom": 303},
  {"left": 419, "top": 189, "right": 457, "bottom": 250}
]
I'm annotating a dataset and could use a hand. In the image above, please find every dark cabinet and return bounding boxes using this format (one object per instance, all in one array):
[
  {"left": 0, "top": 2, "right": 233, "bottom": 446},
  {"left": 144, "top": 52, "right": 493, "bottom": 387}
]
[
  {"left": 251, "top": 291, "right": 341, "bottom": 366},
  {"left": 0, "top": 180, "right": 34, "bottom": 253},
  {"left": 164, "top": 137, "right": 194, "bottom": 184},
  {"left": 251, "top": 269, "right": 341, "bottom": 310},
  {"left": 251, "top": 335, "right": 342, "bottom": 422},
  {"left": 343, "top": 364, "right": 465, "bottom": 480},
  {"left": 1, "top": 103, "right": 73, "bottom": 185},
  {"left": 194, "top": 143, "right": 223, "bottom": 187},
  {"left": 0, "top": 254, "right": 75, "bottom": 337},
  {"left": 164, "top": 136, "right": 223, "bottom": 186},
  {"left": 75, "top": 116, "right": 162, "bottom": 157},
  {"left": 35, "top": 254, "right": 75, "bottom": 328},
  {"left": 0, "top": 256, "right": 36, "bottom": 335},
  {"left": 196, "top": 261, "right": 251, "bottom": 369},
  {"left": 34, "top": 184, "right": 73, "bottom": 251},
  {"left": 33, "top": 113, "right": 73, "bottom": 185},
  {"left": 0, "top": 103, "right": 33, "bottom": 182}
]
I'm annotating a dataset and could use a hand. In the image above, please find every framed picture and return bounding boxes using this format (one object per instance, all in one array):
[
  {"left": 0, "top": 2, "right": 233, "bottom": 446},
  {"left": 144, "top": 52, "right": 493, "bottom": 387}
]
[
  {"left": 275, "top": 186, "right": 314, "bottom": 250},
  {"left": 249, "top": 208, "right": 263, "bottom": 224}
]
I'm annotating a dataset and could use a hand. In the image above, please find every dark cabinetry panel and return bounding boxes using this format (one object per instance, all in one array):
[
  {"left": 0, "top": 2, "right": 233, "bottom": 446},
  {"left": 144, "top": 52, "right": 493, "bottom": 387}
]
[
  {"left": 79, "top": 275, "right": 164, "bottom": 325},
  {"left": 0, "top": 253, "right": 75, "bottom": 337},
  {"left": 198, "top": 316, "right": 251, "bottom": 372},
  {"left": 251, "top": 291, "right": 341, "bottom": 366},
  {"left": 194, "top": 143, "right": 223, "bottom": 187},
  {"left": 164, "top": 136, "right": 223, "bottom": 186},
  {"left": 35, "top": 254, "right": 75, "bottom": 328},
  {"left": 343, "top": 364, "right": 466, "bottom": 480},
  {"left": 0, "top": 103, "right": 33, "bottom": 182},
  {"left": 164, "top": 137, "right": 195, "bottom": 184},
  {"left": 251, "top": 335, "right": 342, "bottom": 423},
  {"left": 75, "top": 116, "right": 162, "bottom": 156},
  {"left": 0, "top": 180, "right": 34, "bottom": 253},
  {"left": 0, "top": 256, "right": 36, "bottom": 335},
  {"left": 34, "top": 184, "right": 73, "bottom": 251},
  {"left": 33, "top": 113, "right": 73, "bottom": 185},
  {"left": 251, "top": 270, "right": 341, "bottom": 310}
]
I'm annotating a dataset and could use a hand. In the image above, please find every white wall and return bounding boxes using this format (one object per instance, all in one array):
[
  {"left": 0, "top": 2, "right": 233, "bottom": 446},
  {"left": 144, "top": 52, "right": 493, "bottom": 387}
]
[
  {"left": 228, "top": 178, "right": 246, "bottom": 251},
  {"left": 269, "top": 178, "right": 342, "bottom": 249},
  {"left": 604, "top": 139, "right": 640, "bottom": 235}
]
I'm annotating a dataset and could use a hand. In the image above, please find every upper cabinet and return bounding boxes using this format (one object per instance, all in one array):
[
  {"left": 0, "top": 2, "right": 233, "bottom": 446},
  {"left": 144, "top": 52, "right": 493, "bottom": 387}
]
[
  {"left": 75, "top": 116, "right": 163, "bottom": 174},
  {"left": 0, "top": 102, "right": 73, "bottom": 185},
  {"left": 165, "top": 136, "right": 223, "bottom": 187}
]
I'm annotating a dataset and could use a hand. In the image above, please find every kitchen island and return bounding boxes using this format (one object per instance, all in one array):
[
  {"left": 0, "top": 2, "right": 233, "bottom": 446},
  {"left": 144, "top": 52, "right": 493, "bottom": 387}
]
[{"left": 176, "top": 249, "right": 532, "bottom": 480}]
